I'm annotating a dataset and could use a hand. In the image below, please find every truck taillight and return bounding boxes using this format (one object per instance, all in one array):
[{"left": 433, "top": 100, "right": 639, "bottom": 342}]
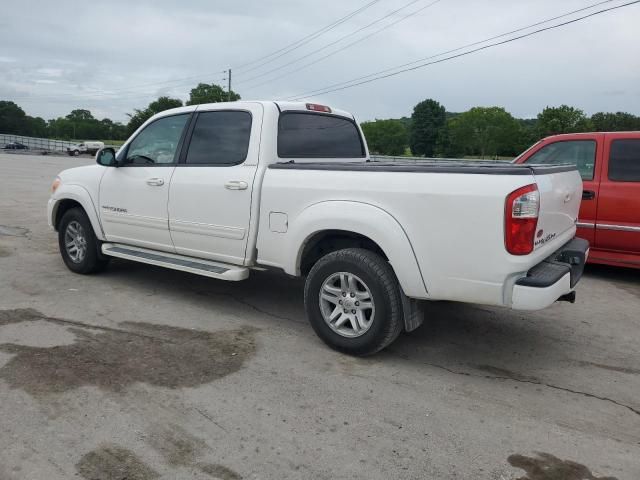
[{"left": 505, "top": 184, "right": 539, "bottom": 255}]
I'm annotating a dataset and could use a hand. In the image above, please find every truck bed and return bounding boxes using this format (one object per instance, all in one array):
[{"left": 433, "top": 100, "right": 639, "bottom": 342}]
[
  {"left": 259, "top": 160, "right": 582, "bottom": 305},
  {"left": 269, "top": 160, "right": 576, "bottom": 176}
]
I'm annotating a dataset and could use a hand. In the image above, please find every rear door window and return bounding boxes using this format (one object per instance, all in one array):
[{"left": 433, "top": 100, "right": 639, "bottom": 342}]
[
  {"left": 184, "top": 110, "right": 252, "bottom": 165},
  {"left": 524, "top": 140, "right": 596, "bottom": 180},
  {"left": 278, "top": 112, "right": 365, "bottom": 158},
  {"left": 608, "top": 139, "right": 640, "bottom": 182}
]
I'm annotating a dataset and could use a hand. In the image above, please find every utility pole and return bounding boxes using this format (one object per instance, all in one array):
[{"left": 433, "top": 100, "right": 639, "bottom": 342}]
[{"left": 227, "top": 69, "right": 232, "bottom": 102}]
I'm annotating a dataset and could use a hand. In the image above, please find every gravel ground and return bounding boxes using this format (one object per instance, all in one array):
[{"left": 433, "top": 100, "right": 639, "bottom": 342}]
[{"left": 0, "top": 153, "right": 638, "bottom": 480}]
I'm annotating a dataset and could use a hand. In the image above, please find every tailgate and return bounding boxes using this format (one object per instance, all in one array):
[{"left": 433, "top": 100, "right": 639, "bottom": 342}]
[{"left": 532, "top": 167, "right": 583, "bottom": 251}]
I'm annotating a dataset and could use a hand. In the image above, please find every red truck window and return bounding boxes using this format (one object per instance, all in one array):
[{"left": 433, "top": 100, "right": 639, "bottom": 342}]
[
  {"left": 608, "top": 139, "right": 640, "bottom": 182},
  {"left": 524, "top": 140, "right": 596, "bottom": 180}
]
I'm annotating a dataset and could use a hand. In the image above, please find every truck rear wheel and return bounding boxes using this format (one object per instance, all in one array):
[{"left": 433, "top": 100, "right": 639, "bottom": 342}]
[
  {"left": 58, "top": 208, "right": 109, "bottom": 274},
  {"left": 304, "top": 248, "right": 403, "bottom": 356}
]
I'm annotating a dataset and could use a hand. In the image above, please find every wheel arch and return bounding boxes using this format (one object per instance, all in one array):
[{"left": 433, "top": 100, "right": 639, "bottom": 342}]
[
  {"left": 299, "top": 230, "right": 388, "bottom": 276},
  {"left": 289, "top": 200, "right": 428, "bottom": 299},
  {"left": 49, "top": 185, "right": 105, "bottom": 240}
]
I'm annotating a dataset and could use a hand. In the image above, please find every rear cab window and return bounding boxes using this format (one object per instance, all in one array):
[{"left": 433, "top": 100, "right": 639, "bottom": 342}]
[
  {"left": 608, "top": 139, "right": 640, "bottom": 182},
  {"left": 524, "top": 140, "right": 596, "bottom": 180},
  {"left": 278, "top": 112, "right": 365, "bottom": 158}
]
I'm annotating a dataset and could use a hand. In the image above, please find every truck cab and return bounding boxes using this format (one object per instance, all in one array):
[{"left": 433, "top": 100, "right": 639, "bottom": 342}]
[{"left": 515, "top": 132, "right": 640, "bottom": 268}]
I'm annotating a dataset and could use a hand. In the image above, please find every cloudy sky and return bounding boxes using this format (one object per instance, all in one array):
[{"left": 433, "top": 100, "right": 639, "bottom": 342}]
[{"left": 1, "top": 0, "right": 639, "bottom": 123}]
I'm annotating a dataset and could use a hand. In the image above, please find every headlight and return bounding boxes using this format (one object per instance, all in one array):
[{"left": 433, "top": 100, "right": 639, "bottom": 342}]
[{"left": 51, "top": 177, "right": 61, "bottom": 193}]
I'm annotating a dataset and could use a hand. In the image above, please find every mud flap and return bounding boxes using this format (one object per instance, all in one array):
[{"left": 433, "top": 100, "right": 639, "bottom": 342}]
[{"left": 401, "top": 290, "right": 425, "bottom": 332}]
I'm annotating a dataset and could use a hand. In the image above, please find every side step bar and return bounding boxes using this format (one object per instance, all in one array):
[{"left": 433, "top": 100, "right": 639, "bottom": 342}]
[{"left": 101, "top": 243, "right": 249, "bottom": 281}]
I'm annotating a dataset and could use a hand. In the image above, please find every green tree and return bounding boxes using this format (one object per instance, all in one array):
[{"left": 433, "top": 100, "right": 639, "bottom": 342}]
[
  {"left": 66, "top": 109, "right": 94, "bottom": 122},
  {"left": 447, "top": 106, "right": 522, "bottom": 158},
  {"left": 52, "top": 109, "right": 102, "bottom": 140},
  {"left": 409, "top": 99, "right": 446, "bottom": 156},
  {"left": 537, "top": 105, "right": 591, "bottom": 137},
  {"left": 126, "top": 96, "right": 183, "bottom": 135},
  {"left": 0, "top": 100, "right": 129, "bottom": 140},
  {"left": 187, "top": 83, "right": 240, "bottom": 105},
  {"left": 0, "top": 101, "right": 29, "bottom": 134},
  {"left": 97, "top": 118, "right": 127, "bottom": 140},
  {"left": 47, "top": 117, "right": 72, "bottom": 139},
  {"left": 27, "top": 116, "right": 48, "bottom": 137},
  {"left": 590, "top": 111, "right": 640, "bottom": 132},
  {"left": 361, "top": 119, "right": 408, "bottom": 156}
]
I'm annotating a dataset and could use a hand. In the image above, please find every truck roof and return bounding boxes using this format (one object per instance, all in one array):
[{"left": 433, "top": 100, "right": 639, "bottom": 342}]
[
  {"left": 542, "top": 131, "right": 640, "bottom": 139},
  {"left": 151, "top": 101, "right": 355, "bottom": 121},
  {"left": 272, "top": 101, "right": 354, "bottom": 119}
]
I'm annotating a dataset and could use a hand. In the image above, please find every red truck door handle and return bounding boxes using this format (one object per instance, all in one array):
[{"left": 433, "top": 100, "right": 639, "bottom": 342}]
[{"left": 582, "top": 190, "right": 596, "bottom": 200}]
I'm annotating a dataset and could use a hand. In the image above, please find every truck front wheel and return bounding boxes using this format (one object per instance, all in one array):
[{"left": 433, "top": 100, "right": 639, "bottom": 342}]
[
  {"left": 304, "top": 248, "right": 403, "bottom": 356},
  {"left": 58, "top": 208, "right": 109, "bottom": 274}
]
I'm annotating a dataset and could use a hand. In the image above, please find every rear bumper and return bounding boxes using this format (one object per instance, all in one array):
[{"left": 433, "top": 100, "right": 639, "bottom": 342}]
[{"left": 511, "top": 237, "right": 589, "bottom": 310}]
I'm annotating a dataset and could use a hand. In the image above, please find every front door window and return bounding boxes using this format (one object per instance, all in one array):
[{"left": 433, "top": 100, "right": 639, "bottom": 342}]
[{"left": 124, "top": 114, "right": 189, "bottom": 165}]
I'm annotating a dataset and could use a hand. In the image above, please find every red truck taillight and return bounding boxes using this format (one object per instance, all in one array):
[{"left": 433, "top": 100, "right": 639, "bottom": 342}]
[{"left": 505, "top": 184, "right": 539, "bottom": 255}]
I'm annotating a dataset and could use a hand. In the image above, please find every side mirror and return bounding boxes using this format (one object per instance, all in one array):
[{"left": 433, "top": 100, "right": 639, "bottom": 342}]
[{"left": 96, "top": 147, "right": 117, "bottom": 167}]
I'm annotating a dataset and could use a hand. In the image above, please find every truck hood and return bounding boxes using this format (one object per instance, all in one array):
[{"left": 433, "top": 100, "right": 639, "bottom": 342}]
[{"left": 58, "top": 164, "right": 106, "bottom": 186}]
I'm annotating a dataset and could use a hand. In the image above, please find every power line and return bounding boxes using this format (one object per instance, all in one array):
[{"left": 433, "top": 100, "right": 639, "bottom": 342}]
[
  {"left": 76, "top": 0, "right": 382, "bottom": 97},
  {"left": 232, "top": 0, "right": 383, "bottom": 74},
  {"left": 6, "top": 71, "right": 228, "bottom": 102},
  {"left": 240, "top": 0, "right": 443, "bottom": 92},
  {"left": 287, "top": 0, "right": 618, "bottom": 99},
  {"left": 288, "top": 0, "right": 635, "bottom": 100},
  {"left": 8, "top": 1, "right": 383, "bottom": 102},
  {"left": 6, "top": 0, "right": 633, "bottom": 105},
  {"left": 234, "top": 0, "right": 431, "bottom": 86}
]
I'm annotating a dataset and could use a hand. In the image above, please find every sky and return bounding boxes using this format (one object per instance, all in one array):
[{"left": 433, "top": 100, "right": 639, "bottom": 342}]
[{"left": 1, "top": 0, "right": 639, "bottom": 124}]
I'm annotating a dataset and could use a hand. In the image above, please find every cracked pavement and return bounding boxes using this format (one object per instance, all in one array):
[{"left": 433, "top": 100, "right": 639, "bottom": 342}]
[{"left": 1, "top": 153, "right": 639, "bottom": 479}]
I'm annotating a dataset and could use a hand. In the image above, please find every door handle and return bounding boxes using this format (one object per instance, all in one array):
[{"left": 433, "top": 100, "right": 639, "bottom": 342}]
[
  {"left": 225, "top": 180, "right": 248, "bottom": 190},
  {"left": 582, "top": 190, "right": 596, "bottom": 200},
  {"left": 146, "top": 178, "right": 165, "bottom": 187}
]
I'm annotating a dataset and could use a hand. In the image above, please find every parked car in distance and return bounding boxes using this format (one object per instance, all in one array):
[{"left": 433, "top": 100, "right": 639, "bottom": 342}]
[
  {"left": 67, "top": 141, "right": 104, "bottom": 156},
  {"left": 3, "top": 142, "right": 29, "bottom": 150},
  {"left": 514, "top": 132, "right": 640, "bottom": 269},
  {"left": 48, "top": 101, "right": 587, "bottom": 355}
]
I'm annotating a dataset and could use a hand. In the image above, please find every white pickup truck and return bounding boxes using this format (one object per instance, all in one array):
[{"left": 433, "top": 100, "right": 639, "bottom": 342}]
[
  {"left": 48, "top": 101, "right": 588, "bottom": 355},
  {"left": 67, "top": 141, "right": 105, "bottom": 156}
]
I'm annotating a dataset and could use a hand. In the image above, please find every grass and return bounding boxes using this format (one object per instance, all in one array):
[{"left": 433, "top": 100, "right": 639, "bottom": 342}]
[{"left": 98, "top": 139, "right": 126, "bottom": 146}]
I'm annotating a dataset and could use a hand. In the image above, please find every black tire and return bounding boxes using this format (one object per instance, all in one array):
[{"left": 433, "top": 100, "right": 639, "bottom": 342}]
[
  {"left": 304, "top": 248, "right": 403, "bottom": 356},
  {"left": 73, "top": 150, "right": 80, "bottom": 156},
  {"left": 58, "top": 207, "right": 109, "bottom": 274}
]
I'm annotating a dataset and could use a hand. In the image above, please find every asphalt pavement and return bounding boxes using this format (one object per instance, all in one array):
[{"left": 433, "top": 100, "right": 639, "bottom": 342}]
[{"left": 1, "top": 153, "right": 638, "bottom": 479}]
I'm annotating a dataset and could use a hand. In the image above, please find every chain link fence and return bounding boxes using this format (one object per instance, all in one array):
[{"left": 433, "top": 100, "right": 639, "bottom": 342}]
[{"left": 0, "top": 133, "right": 79, "bottom": 152}]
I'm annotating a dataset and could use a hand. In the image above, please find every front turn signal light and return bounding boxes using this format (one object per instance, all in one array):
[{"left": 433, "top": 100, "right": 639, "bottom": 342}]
[{"left": 51, "top": 177, "right": 61, "bottom": 193}]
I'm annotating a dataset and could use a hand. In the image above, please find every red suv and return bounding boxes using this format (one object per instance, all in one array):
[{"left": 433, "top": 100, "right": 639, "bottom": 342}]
[{"left": 515, "top": 132, "right": 640, "bottom": 269}]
